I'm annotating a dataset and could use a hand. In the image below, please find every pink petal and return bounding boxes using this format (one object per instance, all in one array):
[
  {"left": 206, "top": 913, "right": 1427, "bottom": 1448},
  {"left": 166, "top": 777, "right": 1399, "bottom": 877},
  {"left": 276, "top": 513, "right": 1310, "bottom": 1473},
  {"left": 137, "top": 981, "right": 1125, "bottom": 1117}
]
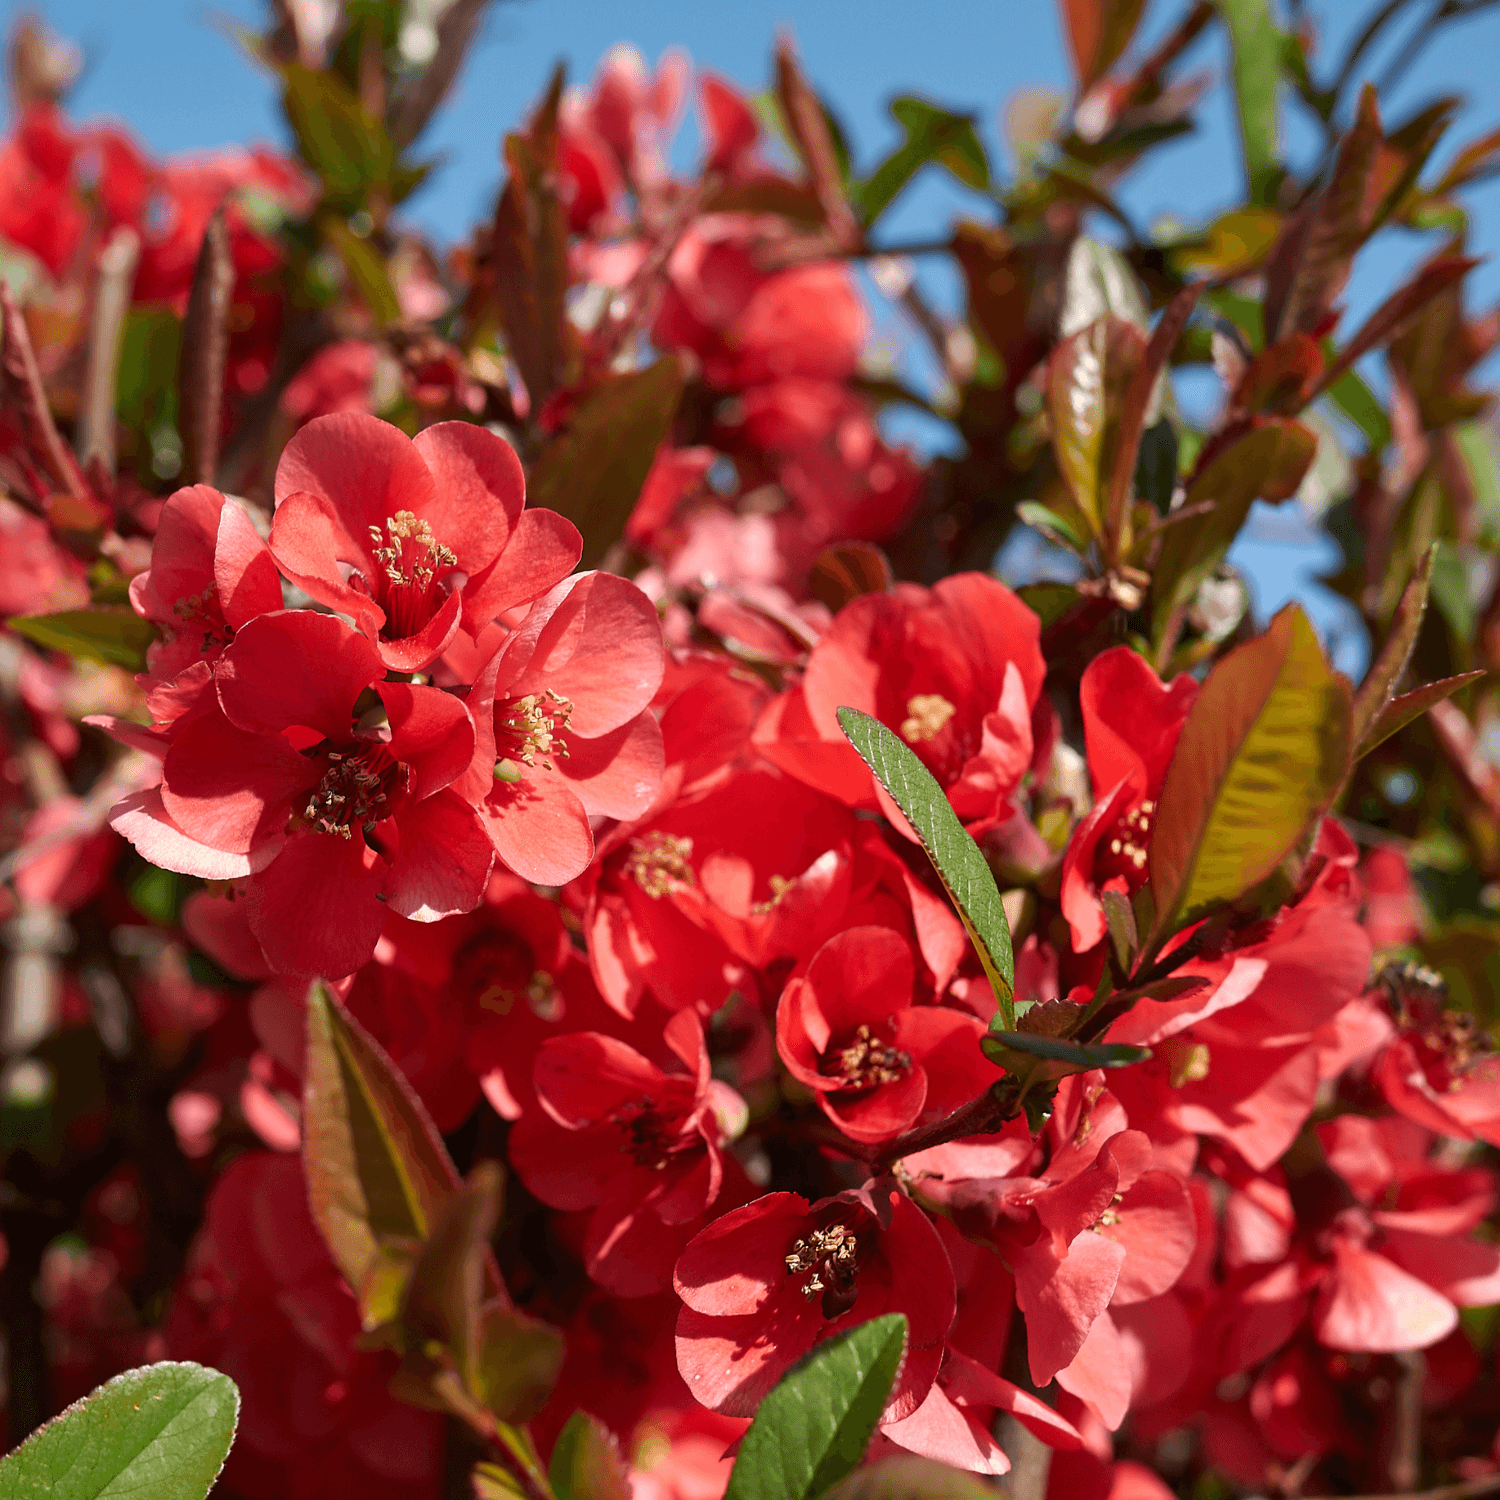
[
  {"left": 411, "top": 420, "right": 521, "bottom": 573},
  {"left": 1313, "top": 1243, "right": 1458, "bottom": 1351},
  {"left": 111, "top": 786, "right": 284, "bottom": 880},
  {"left": 384, "top": 789, "right": 493, "bottom": 921},
  {"left": 215, "top": 499, "right": 284, "bottom": 628},
  {"left": 267, "top": 489, "right": 385, "bottom": 635},
  {"left": 483, "top": 771, "right": 595, "bottom": 886},
  {"left": 461, "top": 506, "right": 582, "bottom": 633},
  {"left": 378, "top": 682, "right": 475, "bottom": 801},
  {"left": 1015, "top": 1230, "right": 1125, "bottom": 1386},
  {"left": 559, "top": 710, "right": 664, "bottom": 820},
  {"left": 274, "top": 411, "right": 438, "bottom": 532}
]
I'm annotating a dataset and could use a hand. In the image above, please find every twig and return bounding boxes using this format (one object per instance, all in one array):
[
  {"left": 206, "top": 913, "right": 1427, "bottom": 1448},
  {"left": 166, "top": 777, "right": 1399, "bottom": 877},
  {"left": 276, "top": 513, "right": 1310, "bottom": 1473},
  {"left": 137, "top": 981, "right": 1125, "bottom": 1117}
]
[
  {"left": 76, "top": 226, "right": 140, "bottom": 474},
  {"left": 1321, "top": 1474, "right": 1500, "bottom": 1500},
  {"left": 178, "top": 207, "right": 236, "bottom": 487},
  {"left": 1378, "top": 1350, "right": 1425, "bottom": 1494}
]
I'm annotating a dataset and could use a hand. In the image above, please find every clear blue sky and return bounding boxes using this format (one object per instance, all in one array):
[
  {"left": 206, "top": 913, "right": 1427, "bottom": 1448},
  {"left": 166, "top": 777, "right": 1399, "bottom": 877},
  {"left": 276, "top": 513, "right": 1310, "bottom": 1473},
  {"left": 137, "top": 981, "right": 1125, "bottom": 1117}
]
[{"left": 9, "top": 0, "right": 1500, "bottom": 673}]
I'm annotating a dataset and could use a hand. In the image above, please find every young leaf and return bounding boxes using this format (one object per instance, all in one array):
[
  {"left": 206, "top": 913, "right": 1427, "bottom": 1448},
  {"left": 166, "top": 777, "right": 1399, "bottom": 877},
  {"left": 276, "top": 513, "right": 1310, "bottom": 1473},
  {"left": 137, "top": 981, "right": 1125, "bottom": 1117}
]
[
  {"left": 723, "top": 1314, "right": 908, "bottom": 1500},
  {"left": 1101, "top": 887, "right": 1138, "bottom": 973},
  {"left": 550, "top": 1411, "right": 631, "bottom": 1500},
  {"left": 1017, "top": 500, "right": 1089, "bottom": 553},
  {"left": 472, "top": 1463, "right": 529, "bottom": 1499},
  {"left": 1218, "top": 0, "right": 1284, "bottom": 206},
  {"left": 177, "top": 207, "right": 234, "bottom": 486},
  {"left": 1351, "top": 544, "right": 1436, "bottom": 751},
  {"left": 1360, "top": 671, "right": 1486, "bottom": 756},
  {"left": 303, "top": 979, "right": 459, "bottom": 1319},
  {"left": 8, "top": 607, "right": 158, "bottom": 671},
  {"left": 837, "top": 708, "right": 1014, "bottom": 1022},
  {"left": 1150, "top": 605, "right": 1352, "bottom": 936},
  {"left": 982, "top": 1030, "right": 1150, "bottom": 1069},
  {"left": 856, "top": 97, "right": 989, "bottom": 226},
  {"left": 528, "top": 357, "right": 683, "bottom": 568},
  {"left": 1061, "top": 0, "right": 1150, "bottom": 92},
  {"left": 822, "top": 1455, "right": 999, "bottom": 1498},
  {"left": 0, "top": 1361, "right": 239, "bottom": 1500},
  {"left": 1047, "top": 315, "right": 1148, "bottom": 538}
]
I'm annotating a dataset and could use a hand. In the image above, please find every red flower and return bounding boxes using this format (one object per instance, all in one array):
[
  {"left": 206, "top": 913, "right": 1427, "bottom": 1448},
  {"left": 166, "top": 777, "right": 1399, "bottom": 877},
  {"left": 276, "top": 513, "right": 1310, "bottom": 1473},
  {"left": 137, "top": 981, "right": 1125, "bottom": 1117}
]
[
  {"left": 1060, "top": 646, "right": 1197, "bottom": 952},
  {"left": 460, "top": 571, "right": 666, "bottom": 886},
  {"left": 269, "top": 413, "right": 581, "bottom": 672},
  {"left": 126, "top": 483, "right": 283, "bottom": 728},
  {"left": 673, "top": 1180, "right": 955, "bottom": 1418},
  {"left": 509, "top": 1010, "right": 746, "bottom": 1296},
  {"left": 776, "top": 927, "right": 998, "bottom": 1144},
  {"left": 754, "top": 573, "right": 1045, "bottom": 831},
  {"left": 115, "top": 610, "right": 492, "bottom": 976}
]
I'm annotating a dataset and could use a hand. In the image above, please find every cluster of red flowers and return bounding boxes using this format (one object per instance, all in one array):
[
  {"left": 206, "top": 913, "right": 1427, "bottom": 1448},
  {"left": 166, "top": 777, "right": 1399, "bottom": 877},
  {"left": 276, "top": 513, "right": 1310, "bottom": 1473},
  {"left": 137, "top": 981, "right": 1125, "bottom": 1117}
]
[{"left": 3, "top": 12, "right": 1500, "bottom": 1500}]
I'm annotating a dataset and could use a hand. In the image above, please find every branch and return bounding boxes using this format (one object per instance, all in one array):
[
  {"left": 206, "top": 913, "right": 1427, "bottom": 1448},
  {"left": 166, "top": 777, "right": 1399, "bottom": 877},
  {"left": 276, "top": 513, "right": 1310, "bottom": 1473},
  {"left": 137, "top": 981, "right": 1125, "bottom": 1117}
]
[
  {"left": 1329, "top": 1475, "right": 1500, "bottom": 1500},
  {"left": 76, "top": 226, "right": 140, "bottom": 474}
]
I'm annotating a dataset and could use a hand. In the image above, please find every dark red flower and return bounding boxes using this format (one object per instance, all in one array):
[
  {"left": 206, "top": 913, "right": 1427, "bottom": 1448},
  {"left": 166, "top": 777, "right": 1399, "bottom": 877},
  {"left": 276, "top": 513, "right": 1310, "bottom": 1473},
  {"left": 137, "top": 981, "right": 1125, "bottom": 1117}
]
[
  {"left": 510, "top": 1010, "right": 746, "bottom": 1296},
  {"left": 269, "top": 413, "right": 581, "bottom": 672},
  {"left": 113, "top": 610, "right": 492, "bottom": 976},
  {"left": 673, "top": 1180, "right": 955, "bottom": 1418},
  {"left": 776, "top": 927, "right": 999, "bottom": 1144},
  {"left": 754, "top": 573, "right": 1045, "bottom": 832}
]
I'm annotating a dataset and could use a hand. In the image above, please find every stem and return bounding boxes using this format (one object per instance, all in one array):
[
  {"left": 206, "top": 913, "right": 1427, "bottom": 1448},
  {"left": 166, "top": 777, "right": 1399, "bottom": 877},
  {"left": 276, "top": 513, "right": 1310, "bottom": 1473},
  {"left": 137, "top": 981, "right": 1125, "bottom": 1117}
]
[
  {"left": 1338, "top": 1477, "right": 1500, "bottom": 1500},
  {"left": 1378, "top": 1350, "right": 1425, "bottom": 1493},
  {"left": 77, "top": 226, "right": 139, "bottom": 473},
  {"left": 995, "top": 1311, "right": 1053, "bottom": 1500},
  {"left": 869, "top": 1084, "right": 1015, "bottom": 1167}
]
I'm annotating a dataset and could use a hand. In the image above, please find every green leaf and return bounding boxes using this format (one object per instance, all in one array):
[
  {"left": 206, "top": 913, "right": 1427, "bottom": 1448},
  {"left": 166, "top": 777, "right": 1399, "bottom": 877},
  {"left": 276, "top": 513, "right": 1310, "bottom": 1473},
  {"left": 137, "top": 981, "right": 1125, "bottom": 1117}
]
[
  {"left": 550, "top": 1411, "right": 630, "bottom": 1500},
  {"left": 724, "top": 1314, "right": 907, "bottom": 1500},
  {"left": 1352, "top": 544, "right": 1436, "bottom": 751},
  {"left": 836, "top": 708, "right": 1014, "bottom": 1023},
  {"left": 8, "top": 608, "right": 158, "bottom": 671},
  {"left": 0, "top": 1361, "right": 239, "bottom": 1500},
  {"left": 1429, "top": 538, "right": 1475, "bottom": 644},
  {"left": 303, "top": 979, "right": 459, "bottom": 1322},
  {"left": 856, "top": 97, "right": 989, "bottom": 226},
  {"left": 529, "top": 358, "right": 683, "bottom": 568},
  {"left": 822, "top": 1455, "right": 1000, "bottom": 1498},
  {"left": 982, "top": 1030, "right": 1149, "bottom": 1069},
  {"left": 1151, "top": 419, "right": 1319, "bottom": 643},
  {"left": 1016, "top": 500, "right": 1088, "bottom": 553},
  {"left": 1061, "top": 236, "right": 1150, "bottom": 336},
  {"left": 321, "top": 215, "right": 401, "bottom": 329},
  {"left": 472, "top": 1462, "right": 529, "bottom": 1499},
  {"left": 1217, "top": 0, "right": 1282, "bottom": 205},
  {"left": 282, "top": 63, "right": 403, "bottom": 207},
  {"left": 1361, "top": 671, "right": 1486, "bottom": 756},
  {"left": 1046, "top": 316, "right": 1148, "bottom": 539},
  {"left": 1150, "top": 604, "right": 1352, "bottom": 936},
  {"left": 1324, "top": 367, "right": 1392, "bottom": 450}
]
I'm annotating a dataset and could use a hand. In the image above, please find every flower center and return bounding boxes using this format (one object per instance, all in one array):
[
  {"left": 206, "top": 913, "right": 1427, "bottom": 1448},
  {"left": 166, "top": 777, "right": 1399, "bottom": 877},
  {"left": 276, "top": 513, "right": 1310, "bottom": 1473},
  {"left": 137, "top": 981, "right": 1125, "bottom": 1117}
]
[
  {"left": 900, "top": 693, "right": 956, "bottom": 744},
  {"left": 493, "top": 690, "right": 574, "bottom": 780},
  {"left": 1094, "top": 797, "right": 1155, "bottom": 888},
  {"left": 623, "top": 832, "right": 695, "bottom": 898},
  {"left": 301, "top": 744, "right": 400, "bottom": 838},
  {"left": 825, "top": 1024, "right": 911, "bottom": 1089},
  {"left": 752, "top": 874, "right": 796, "bottom": 915},
  {"left": 610, "top": 1098, "right": 697, "bottom": 1171},
  {"left": 368, "top": 511, "right": 457, "bottom": 640},
  {"left": 785, "top": 1222, "right": 860, "bottom": 1318},
  {"left": 173, "top": 582, "right": 233, "bottom": 654}
]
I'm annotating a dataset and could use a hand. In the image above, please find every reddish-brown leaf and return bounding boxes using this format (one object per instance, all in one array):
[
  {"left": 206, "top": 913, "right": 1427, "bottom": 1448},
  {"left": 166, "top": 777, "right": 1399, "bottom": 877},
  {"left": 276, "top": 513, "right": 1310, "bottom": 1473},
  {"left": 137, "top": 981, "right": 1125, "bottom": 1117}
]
[
  {"left": 811, "top": 543, "right": 893, "bottom": 612},
  {"left": 1060, "top": 0, "right": 1150, "bottom": 92}
]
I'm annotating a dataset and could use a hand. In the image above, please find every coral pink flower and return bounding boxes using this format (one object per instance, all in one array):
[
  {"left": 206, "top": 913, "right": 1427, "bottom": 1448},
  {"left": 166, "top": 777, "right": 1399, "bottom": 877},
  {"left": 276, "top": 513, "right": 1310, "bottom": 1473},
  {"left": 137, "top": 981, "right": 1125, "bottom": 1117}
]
[
  {"left": 1060, "top": 646, "right": 1197, "bottom": 952},
  {"left": 509, "top": 1010, "right": 745, "bottom": 1296},
  {"left": 776, "top": 927, "right": 999, "bottom": 1144},
  {"left": 114, "top": 610, "right": 492, "bottom": 977},
  {"left": 460, "top": 571, "right": 666, "bottom": 886},
  {"left": 269, "top": 413, "right": 581, "bottom": 672},
  {"left": 754, "top": 573, "right": 1045, "bottom": 830},
  {"left": 673, "top": 1180, "right": 954, "bottom": 1418}
]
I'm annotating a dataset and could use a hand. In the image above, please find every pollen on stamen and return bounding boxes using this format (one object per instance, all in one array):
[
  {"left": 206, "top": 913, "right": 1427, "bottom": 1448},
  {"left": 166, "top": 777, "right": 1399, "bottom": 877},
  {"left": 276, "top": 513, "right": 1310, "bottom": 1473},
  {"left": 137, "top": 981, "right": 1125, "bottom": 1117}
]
[
  {"left": 495, "top": 689, "right": 574, "bottom": 774},
  {"left": 899, "top": 693, "right": 956, "bottom": 744},
  {"left": 623, "top": 831, "right": 694, "bottom": 898}
]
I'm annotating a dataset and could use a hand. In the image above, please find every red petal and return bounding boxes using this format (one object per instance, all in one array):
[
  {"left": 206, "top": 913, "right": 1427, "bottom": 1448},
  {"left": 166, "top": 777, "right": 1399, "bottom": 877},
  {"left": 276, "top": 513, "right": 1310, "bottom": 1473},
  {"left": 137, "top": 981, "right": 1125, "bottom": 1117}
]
[
  {"left": 216, "top": 611, "right": 382, "bottom": 738},
  {"left": 110, "top": 786, "right": 284, "bottom": 880},
  {"left": 383, "top": 789, "right": 492, "bottom": 921},
  {"left": 461, "top": 506, "right": 582, "bottom": 633},
  {"left": 374, "top": 584, "right": 463, "bottom": 674},
  {"left": 274, "top": 411, "right": 437, "bottom": 535},
  {"left": 1313, "top": 1243, "right": 1458, "bottom": 1351},
  {"left": 559, "top": 710, "right": 664, "bottom": 820},
  {"left": 822, "top": 1067, "right": 927, "bottom": 1143},
  {"left": 161, "top": 710, "right": 313, "bottom": 853},
  {"left": 136, "top": 484, "right": 224, "bottom": 622},
  {"left": 267, "top": 489, "right": 385, "bottom": 636},
  {"left": 1081, "top": 645, "right": 1196, "bottom": 799},
  {"left": 673, "top": 1192, "right": 810, "bottom": 1316},
  {"left": 411, "top": 420, "right": 521, "bottom": 573},
  {"left": 244, "top": 829, "right": 389, "bottom": 977},
  {"left": 584, "top": 1173, "right": 699, "bottom": 1296},
  {"left": 215, "top": 499, "right": 284, "bottom": 629},
  {"left": 880, "top": 1382, "right": 1010, "bottom": 1475},
  {"left": 534, "top": 1031, "right": 669, "bottom": 1126},
  {"left": 378, "top": 682, "right": 475, "bottom": 801},
  {"left": 1015, "top": 1231, "right": 1125, "bottom": 1386},
  {"left": 1055, "top": 1309, "right": 1136, "bottom": 1430},
  {"left": 805, "top": 926, "right": 916, "bottom": 1036},
  {"left": 483, "top": 771, "right": 595, "bottom": 886}
]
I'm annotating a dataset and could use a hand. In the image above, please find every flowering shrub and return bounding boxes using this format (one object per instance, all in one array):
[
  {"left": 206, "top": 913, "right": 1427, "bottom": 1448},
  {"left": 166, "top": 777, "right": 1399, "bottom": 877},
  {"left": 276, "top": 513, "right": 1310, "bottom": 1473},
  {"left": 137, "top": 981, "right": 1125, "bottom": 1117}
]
[{"left": 3, "top": 3, "right": 1500, "bottom": 1499}]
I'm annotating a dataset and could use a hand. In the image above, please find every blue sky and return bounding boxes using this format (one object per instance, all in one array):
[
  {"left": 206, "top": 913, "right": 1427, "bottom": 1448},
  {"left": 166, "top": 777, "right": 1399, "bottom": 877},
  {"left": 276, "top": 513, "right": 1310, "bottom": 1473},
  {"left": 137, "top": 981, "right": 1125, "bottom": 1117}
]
[{"left": 9, "top": 0, "right": 1500, "bottom": 673}]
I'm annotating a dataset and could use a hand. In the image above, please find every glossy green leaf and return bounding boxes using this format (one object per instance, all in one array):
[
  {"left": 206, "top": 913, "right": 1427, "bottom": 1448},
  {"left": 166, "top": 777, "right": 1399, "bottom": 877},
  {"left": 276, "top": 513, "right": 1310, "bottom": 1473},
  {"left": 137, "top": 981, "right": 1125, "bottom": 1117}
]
[
  {"left": 982, "top": 1030, "right": 1149, "bottom": 1069},
  {"left": 303, "top": 980, "right": 459, "bottom": 1320},
  {"left": 1218, "top": 0, "right": 1282, "bottom": 206},
  {"left": 724, "top": 1314, "right": 907, "bottom": 1500},
  {"left": 856, "top": 97, "right": 989, "bottom": 226},
  {"left": 0, "top": 1361, "right": 238, "bottom": 1500},
  {"left": 1151, "top": 420, "right": 1319, "bottom": 643},
  {"left": 837, "top": 708, "right": 1014, "bottom": 1022},
  {"left": 1016, "top": 500, "right": 1088, "bottom": 553},
  {"left": 472, "top": 1462, "right": 529, "bottom": 1499},
  {"left": 550, "top": 1411, "right": 630, "bottom": 1500},
  {"left": 1046, "top": 316, "right": 1148, "bottom": 537},
  {"left": 1150, "top": 605, "right": 1352, "bottom": 935},
  {"left": 1352, "top": 544, "right": 1436, "bottom": 751},
  {"left": 1361, "top": 671, "right": 1486, "bottom": 756},
  {"left": 8, "top": 608, "right": 158, "bottom": 671},
  {"left": 529, "top": 357, "right": 683, "bottom": 568}
]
